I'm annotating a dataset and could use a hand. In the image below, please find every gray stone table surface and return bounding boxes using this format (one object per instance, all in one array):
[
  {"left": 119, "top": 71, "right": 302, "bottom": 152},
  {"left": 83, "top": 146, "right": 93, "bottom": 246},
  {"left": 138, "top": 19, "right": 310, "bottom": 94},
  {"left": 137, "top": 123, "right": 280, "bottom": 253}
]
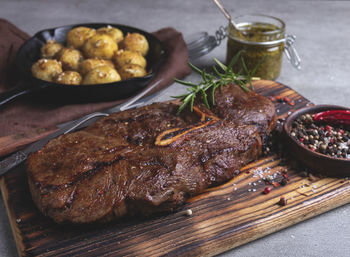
[{"left": 0, "top": 0, "right": 349, "bottom": 256}]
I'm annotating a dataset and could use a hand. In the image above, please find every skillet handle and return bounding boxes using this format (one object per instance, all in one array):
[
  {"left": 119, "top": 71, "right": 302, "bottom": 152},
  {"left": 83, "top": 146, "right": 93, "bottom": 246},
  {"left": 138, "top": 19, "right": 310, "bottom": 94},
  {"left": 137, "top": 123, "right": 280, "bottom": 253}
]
[{"left": 0, "top": 85, "right": 31, "bottom": 107}]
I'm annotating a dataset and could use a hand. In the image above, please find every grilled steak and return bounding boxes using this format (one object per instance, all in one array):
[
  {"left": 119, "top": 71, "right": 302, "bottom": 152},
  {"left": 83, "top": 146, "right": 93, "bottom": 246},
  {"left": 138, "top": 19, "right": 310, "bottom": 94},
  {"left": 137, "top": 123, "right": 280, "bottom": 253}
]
[
  {"left": 202, "top": 85, "right": 277, "bottom": 139},
  {"left": 26, "top": 85, "right": 276, "bottom": 223}
]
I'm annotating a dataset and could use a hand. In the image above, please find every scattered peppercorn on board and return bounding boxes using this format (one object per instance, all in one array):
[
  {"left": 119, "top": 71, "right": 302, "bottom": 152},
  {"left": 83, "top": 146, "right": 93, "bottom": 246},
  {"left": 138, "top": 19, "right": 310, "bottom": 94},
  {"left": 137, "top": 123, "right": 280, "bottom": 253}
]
[{"left": 2, "top": 80, "right": 350, "bottom": 257}]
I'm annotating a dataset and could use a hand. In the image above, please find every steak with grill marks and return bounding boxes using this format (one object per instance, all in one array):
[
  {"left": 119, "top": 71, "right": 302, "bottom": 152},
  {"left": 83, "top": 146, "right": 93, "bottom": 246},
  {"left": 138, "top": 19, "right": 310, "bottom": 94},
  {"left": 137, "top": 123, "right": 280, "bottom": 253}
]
[{"left": 26, "top": 85, "right": 276, "bottom": 223}]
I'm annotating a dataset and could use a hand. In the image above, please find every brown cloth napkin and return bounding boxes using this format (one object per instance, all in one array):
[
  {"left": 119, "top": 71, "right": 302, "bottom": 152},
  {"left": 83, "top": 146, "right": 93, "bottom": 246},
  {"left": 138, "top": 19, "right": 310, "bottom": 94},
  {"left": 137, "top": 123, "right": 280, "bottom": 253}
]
[{"left": 0, "top": 19, "right": 191, "bottom": 156}]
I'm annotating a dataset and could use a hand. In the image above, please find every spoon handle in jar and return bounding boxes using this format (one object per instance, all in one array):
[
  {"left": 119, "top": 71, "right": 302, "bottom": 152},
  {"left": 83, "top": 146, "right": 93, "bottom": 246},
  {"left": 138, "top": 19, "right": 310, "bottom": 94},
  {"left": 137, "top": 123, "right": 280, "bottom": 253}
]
[{"left": 212, "top": 0, "right": 239, "bottom": 29}]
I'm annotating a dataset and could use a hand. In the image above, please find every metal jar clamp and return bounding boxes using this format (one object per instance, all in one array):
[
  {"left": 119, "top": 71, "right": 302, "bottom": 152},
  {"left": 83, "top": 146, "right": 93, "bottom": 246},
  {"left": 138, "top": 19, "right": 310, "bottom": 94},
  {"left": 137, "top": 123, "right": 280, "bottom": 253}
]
[{"left": 187, "top": 26, "right": 301, "bottom": 70}]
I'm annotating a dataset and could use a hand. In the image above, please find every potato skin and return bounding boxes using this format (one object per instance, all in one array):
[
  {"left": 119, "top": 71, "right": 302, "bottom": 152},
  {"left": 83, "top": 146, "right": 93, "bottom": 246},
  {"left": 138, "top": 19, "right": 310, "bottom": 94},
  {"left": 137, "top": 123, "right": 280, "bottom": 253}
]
[
  {"left": 119, "top": 33, "right": 149, "bottom": 56},
  {"left": 33, "top": 26, "right": 150, "bottom": 85},
  {"left": 56, "top": 48, "right": 83, "bottom": 71},
  {"left": 82, "top": 34, "right": 118, "bottom": 59},
  {"left": 78, "top": 58, "right": 114, "bottom": 76},
  {"left": 97, "top": 26, "right": 123, "bottom": 43},
  {"left": 117, "top": 64, "right": 147, "bottom": 80},
  {"left": 82, "top": 65, "right": 121, "bottom": 85},
  {"left": 54, "top": 71, "right": 82, "bottom": 85},
  {"left": 66, "top": 26, "right": 96, "bottom": 49},
  {"left": 113, "top": 50, "right": 146, "bottom": 69},
  {"left": 31, "top": 59, "right": 63, "bottom": 82},
  {"left": 40, "top": 40, "right": 64, "bottom": 59}
]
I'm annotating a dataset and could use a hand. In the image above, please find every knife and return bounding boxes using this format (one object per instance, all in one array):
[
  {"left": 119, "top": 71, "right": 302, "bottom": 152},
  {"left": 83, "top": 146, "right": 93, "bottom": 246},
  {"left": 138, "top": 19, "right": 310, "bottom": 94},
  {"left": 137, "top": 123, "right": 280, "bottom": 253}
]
[{"left": 0, "top": 79, "right": 164, "bottom": 176}]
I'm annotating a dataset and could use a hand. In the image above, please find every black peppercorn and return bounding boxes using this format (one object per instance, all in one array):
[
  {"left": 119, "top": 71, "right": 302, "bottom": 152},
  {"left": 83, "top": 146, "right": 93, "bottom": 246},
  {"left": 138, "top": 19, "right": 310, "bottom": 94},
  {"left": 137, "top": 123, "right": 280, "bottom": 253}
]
[
  {"left": 291, "top": 115, "right": 350, "bottom": 159},
  {"left": 280, "top": 178, "right": 288, "bottom": 186}
]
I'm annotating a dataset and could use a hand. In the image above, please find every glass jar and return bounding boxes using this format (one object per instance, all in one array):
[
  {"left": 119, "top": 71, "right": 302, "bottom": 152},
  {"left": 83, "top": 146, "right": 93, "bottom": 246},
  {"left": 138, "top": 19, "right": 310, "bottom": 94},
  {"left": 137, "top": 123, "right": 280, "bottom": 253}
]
[{"left": 226, "top": 14, "right": 288, "bottom": 80}]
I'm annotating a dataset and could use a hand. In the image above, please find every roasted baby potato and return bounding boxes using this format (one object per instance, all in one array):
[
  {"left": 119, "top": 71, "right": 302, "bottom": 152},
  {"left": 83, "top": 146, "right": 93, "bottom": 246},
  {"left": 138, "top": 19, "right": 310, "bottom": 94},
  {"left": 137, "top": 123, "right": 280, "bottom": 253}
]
[
  {"left": 66, "top": 26, "right": 96, "bottom": 49},
  {"left": 119, "top": 33, "right": 149, "bottom": 56},
  {"left": 82, "top": 34, "right": 118, "bottom": 59},
  {"left": 40, "top": 40, "right": 63, "bottom": 59},
  {"left": 82, "top": 65, "right": 121, "bottom": 85},
  {"left": 113, "top": 50, "right": 146, "bottom": 69},
  {"left": 31, "top": 59, "right": 63, "bottom": 82},
  {"left": 32, "top": 25, "right": 150, "bottom": 86},
  {"left": 78, "top": 58, "right": 114, "bottom": 76},
  {"left": 117, "top": 64, "right": 147, "bottom": 80},
  {"left": 54, "top": 71, "right": 82, "bottom": 85},
  {"left": 97, "top": 26, "right": 123, "bottom": 43},
  {"left": 56, "top": 48, "right": 83, "bottom": 71}
]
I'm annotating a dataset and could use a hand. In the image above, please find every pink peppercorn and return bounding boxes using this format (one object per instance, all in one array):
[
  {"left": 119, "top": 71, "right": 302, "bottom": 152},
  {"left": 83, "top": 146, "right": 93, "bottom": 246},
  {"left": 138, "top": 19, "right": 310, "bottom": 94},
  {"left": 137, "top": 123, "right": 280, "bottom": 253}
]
[{"left": 263, "top": 187, "right": 271, "bottom": 194}]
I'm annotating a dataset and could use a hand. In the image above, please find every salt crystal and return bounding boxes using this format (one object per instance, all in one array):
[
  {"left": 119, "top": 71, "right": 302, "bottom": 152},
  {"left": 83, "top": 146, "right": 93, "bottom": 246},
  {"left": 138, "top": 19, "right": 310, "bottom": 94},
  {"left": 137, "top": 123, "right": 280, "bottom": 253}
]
[{"left": 185, "top": 209, "right": 193, "bottom": 216}]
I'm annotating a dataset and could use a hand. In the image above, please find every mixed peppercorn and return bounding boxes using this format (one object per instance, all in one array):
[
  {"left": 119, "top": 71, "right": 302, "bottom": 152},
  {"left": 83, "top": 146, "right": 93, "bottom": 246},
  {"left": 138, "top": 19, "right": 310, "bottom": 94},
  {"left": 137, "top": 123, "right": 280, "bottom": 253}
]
[{"left": 290, "top": 111, "right": 350, "bottom": 159}]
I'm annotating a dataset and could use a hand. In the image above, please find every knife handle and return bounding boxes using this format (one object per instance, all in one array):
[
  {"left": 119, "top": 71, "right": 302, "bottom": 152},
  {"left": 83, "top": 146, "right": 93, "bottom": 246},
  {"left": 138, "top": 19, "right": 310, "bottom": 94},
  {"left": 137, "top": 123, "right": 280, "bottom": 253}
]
[{"left": 0, "top": 151, "right": 27, "bottom": 177}]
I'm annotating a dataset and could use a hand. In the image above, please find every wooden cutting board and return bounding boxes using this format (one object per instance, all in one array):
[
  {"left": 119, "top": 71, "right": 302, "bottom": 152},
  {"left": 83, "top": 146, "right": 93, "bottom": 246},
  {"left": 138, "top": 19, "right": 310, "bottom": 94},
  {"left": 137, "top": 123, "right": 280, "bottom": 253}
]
[{"left": 1, "top": 80, "right": 350, "bottom": 257}]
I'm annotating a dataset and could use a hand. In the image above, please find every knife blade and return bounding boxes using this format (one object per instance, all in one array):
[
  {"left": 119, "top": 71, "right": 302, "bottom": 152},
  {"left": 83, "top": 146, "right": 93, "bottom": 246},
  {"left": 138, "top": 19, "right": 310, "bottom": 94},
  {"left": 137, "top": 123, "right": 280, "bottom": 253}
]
[{"left": 0, "top": 79, "right": 164, "bottom": 176}]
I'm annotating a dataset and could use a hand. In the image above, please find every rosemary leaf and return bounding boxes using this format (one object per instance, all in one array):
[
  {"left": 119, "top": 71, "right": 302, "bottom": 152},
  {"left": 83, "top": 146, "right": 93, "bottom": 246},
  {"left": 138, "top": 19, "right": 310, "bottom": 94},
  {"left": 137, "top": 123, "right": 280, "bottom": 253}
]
[
  {"left": 201, "top": 89, "right": 210, "bottom": 109},
  {"left": 213, "top": 58, "right": 227, "bottom": 72},
  {"left": 173, "top": 52, "right": 260, "bottom": 114},
  {"left": 211, "top": 82, "right": 220, "bottom": 105},
  {"left": 213, "top": 66, "right": 223, "bottom": 77},
  {"left": 227, "top": 50, "right": 242, "bottom": 69},
  {"left": 251, "top": 55, "right": 267, "bottom": 77},
  {"left": 241, "top": 56, "right": 249, "bottom": 76},
  {"left": 177, "top": 100, "right": 189, "bottom": 115},
  {"left": 236, "top": 80, "right": 251, "bottom": 92},
  {"left": 171, "top": 93, "right": 189, "bottom": 99},
  {"left": 174, "top": 78, "right": 198, "bottom": 87},
  {"left": 188, "top": 62, "right": 203, "bottom": 75},
  {"left": 190, "top": 94, "right": 195, "bottom": 111}
]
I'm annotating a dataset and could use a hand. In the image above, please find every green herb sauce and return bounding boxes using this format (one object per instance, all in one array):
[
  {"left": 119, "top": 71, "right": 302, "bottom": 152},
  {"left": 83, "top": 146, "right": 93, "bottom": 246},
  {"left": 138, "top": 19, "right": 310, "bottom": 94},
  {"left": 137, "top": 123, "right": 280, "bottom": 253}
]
[{"left": 226, "top": 22, "right": 284, "bottom": 80}]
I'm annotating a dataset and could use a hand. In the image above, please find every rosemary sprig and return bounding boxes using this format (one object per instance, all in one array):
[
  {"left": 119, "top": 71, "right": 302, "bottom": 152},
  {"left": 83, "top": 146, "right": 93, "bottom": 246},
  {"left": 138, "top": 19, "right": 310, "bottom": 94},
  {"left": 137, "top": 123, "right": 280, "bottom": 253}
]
[{"left": 172, "top": 51, "right": 261, "bottom": 114}]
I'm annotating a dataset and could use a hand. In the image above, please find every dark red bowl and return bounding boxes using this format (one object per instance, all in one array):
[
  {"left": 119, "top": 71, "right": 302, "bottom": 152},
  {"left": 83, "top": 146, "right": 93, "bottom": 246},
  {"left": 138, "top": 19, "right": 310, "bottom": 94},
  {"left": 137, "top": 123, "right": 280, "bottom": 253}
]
[{"left": 283, "top": 105, "right": 350, "bottom": 177}]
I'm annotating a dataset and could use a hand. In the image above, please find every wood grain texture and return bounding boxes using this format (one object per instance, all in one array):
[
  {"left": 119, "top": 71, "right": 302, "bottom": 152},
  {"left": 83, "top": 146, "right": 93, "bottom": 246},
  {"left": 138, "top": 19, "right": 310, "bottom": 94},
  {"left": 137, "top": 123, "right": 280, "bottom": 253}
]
[{"left": 1, "top": 80, "right": 350, "bottom": 257}]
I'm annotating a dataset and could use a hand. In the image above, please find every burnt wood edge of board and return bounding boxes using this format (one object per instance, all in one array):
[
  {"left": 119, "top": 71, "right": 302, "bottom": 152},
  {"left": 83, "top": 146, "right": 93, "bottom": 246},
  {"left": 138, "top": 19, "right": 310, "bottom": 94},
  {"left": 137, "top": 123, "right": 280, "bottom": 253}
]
[{"left": 0, "top": 178, "right": 24, "bottom": 257}]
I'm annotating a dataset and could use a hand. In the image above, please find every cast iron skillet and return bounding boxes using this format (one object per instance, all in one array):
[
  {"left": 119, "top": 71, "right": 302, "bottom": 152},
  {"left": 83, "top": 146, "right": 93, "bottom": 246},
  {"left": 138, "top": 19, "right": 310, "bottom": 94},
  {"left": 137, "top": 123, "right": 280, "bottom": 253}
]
[{"left": 0, "top": 23, "right": 166, "bottom": 107}]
